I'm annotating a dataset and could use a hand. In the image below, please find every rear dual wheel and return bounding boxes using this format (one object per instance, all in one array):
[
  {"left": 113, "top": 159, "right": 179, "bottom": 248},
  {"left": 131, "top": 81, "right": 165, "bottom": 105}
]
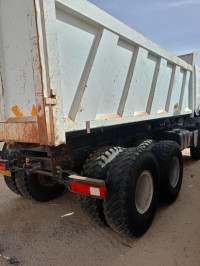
[
  {"left": 103, "top": 141, "right": 183, "bottom": 237},
  {"left": 103, "top": 148, "right": 160, "bottom": 236},
  {"left": 2, "top": 144, "right": 22, "bottom": 196},
  {"left": 79, "top": 146, "right": 124, "bottom": 225},
  {"left": 152, "top": 141, "right": 183, "bottom": 203},
  {"left": 138, "top": 139, "right": 183, "bottom": 203},
  {"left": 15, "top": 171, "right": 65, "bottom": 202},
  {"left": 2, "top": 144, "right": 64, "bottom": 201}
]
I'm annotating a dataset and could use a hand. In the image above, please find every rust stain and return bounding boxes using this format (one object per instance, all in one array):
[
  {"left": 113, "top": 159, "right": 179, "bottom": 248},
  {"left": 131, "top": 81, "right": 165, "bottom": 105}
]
[
  {"left": 26, "top": 0, "right": 49, "bottom": 145},
  {"left": 0, "top": 122, "right": 39, "bottom": 143},
  {"left": 6, "top": 117, "right": 37, "bottom": 123},
  {"left": 37, "top": 104, "right": 42, "bottom": 113},
  {"left": 96, "top": 113, "right": 121, "bottom": 120},
  {"left": 64, "top": 117, "right": 74, "bottom": 124},
  {"left": 11, "top": 105, "right": 23, "bottom": 117},
  {"left": 31, "top": 104, "right": 37, "bottom": 116},
  {"left": 0, "top": 72, "right": 4, "bottom": 96},
  {"left": 134, "top": 111, "right": 149, "bottom": 117},
  {"left": 157, "top": 110, "right": 167, "bottom": 114}
]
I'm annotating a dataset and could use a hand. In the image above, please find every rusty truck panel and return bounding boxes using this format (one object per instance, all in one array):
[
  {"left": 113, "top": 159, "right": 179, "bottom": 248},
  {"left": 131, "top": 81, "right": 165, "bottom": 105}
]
[
  {"left": 0, "top": 0, "right": 200, "bottom": 146},
  {"left": 0, "top": 0, "right": 48, "bottom": 144}
]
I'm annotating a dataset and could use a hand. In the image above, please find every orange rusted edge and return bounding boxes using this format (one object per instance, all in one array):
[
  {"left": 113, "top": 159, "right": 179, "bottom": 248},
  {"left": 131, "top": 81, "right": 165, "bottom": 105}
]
[
  {"left": 32, "top": 0, "right": 49, "bottom": 145},
  {"left": 0, "top": 122, "right": 39, "bottom": 143}
]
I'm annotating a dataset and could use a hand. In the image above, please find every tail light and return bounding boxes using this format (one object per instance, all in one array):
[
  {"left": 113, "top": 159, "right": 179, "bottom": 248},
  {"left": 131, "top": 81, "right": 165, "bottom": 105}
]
[
  {"left": 0, "top": 163, "right": 6, "bottom": 171},
  {"left": 70, "top": 182, "right": 107, "bottom": 198}
]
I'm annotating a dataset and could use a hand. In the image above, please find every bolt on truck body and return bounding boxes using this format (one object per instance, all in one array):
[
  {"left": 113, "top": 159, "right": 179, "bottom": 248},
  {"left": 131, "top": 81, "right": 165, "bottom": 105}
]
[{"left": 0, "top": 0, "right": 200, "bottom": 236}]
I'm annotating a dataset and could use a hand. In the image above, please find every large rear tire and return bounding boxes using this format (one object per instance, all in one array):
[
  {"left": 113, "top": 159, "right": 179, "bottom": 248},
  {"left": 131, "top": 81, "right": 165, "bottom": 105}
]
[
  {"left": 15, "top": 171, "right": 65, "bottom": 202},
  {"left": 80, "top": 146, "right": 124, "bottom": 225},
  {"left": 2, "top": 144, "right": 22, "bottom": 196},
  {"left": 104, "top": 148, "right": 160, "bottom": 237},
  {"left": 152, "top": 140, "right": 183, "bottom": 203}
]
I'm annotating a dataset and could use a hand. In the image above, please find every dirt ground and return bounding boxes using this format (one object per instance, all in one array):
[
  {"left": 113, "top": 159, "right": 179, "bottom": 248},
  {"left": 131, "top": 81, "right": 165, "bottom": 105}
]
[{"left": 0, "top": 149, "right": 200, "bottom": 266}]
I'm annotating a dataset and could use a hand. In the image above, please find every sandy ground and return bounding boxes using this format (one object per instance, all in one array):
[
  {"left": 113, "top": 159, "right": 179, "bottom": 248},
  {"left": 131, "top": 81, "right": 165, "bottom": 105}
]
[{"left": 0, "top": 149, "right": 200, "bottom": 266}]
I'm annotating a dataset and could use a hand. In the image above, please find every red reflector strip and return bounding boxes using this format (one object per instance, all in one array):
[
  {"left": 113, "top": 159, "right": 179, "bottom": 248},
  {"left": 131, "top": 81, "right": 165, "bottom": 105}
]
[
  {"left": 0, "top": 163, "right": 6, "bottom": 171},
  {"left": 70, "top": 182, "right": 107, "bottom": 198}
]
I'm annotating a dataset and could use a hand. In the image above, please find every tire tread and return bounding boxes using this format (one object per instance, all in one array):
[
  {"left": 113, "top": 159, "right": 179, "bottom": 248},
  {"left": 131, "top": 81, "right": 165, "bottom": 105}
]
[
  {"left": 104, "top": 147, "right": 159, "bottom": 236},
  {"left": 80, "top": 146, "right": 124, "bottom": 225}
]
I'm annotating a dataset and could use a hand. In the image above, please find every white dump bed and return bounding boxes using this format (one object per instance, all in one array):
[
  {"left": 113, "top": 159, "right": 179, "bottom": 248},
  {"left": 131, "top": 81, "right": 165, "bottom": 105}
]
[{"left": 0, "top": 0, "right": 199, "bottom": 146}]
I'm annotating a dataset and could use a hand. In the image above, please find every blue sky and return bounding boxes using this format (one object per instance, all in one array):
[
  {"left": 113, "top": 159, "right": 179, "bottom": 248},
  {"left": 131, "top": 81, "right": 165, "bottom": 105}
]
[{"left": 89, "top": 0, "right": 200, "bottom": 67}]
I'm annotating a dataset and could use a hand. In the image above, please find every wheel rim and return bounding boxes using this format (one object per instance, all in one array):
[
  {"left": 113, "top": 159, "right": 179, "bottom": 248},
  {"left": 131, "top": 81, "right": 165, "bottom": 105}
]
[
  {"left": 135, "top": 170, "right": 154, "bottom": 214},
  {"left": 169, "top": 156, "right": 180, "bottom": 188}
]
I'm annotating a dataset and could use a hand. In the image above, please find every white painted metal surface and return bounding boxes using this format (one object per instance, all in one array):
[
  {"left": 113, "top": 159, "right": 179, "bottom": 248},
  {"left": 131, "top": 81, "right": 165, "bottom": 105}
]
[
  {"left": 0, "top": 0, "right": 200, "bottom": 146},
  {"left": 195, "top": 66, "right": 200, "bottom": 113}
]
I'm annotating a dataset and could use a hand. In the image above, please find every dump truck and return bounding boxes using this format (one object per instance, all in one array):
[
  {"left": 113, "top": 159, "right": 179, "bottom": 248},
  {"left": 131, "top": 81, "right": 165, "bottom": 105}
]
[{"left": 0, "top": 0, "right": 200, "bottom": 237}]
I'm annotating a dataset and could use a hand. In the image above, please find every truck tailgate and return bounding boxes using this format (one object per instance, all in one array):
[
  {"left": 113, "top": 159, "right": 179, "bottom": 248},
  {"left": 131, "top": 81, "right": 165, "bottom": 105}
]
[{"left": 0, "top": 0, "right": 47, "bottom": 144}]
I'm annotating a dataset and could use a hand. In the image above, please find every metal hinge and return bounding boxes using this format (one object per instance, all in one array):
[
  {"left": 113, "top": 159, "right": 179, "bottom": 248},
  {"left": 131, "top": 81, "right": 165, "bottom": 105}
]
[
  {"left": 45, "top": 98, "right": 57, "bottom": 105},
  {"left": 45, "top": 89, "right": 57, "bottom": 105}
]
